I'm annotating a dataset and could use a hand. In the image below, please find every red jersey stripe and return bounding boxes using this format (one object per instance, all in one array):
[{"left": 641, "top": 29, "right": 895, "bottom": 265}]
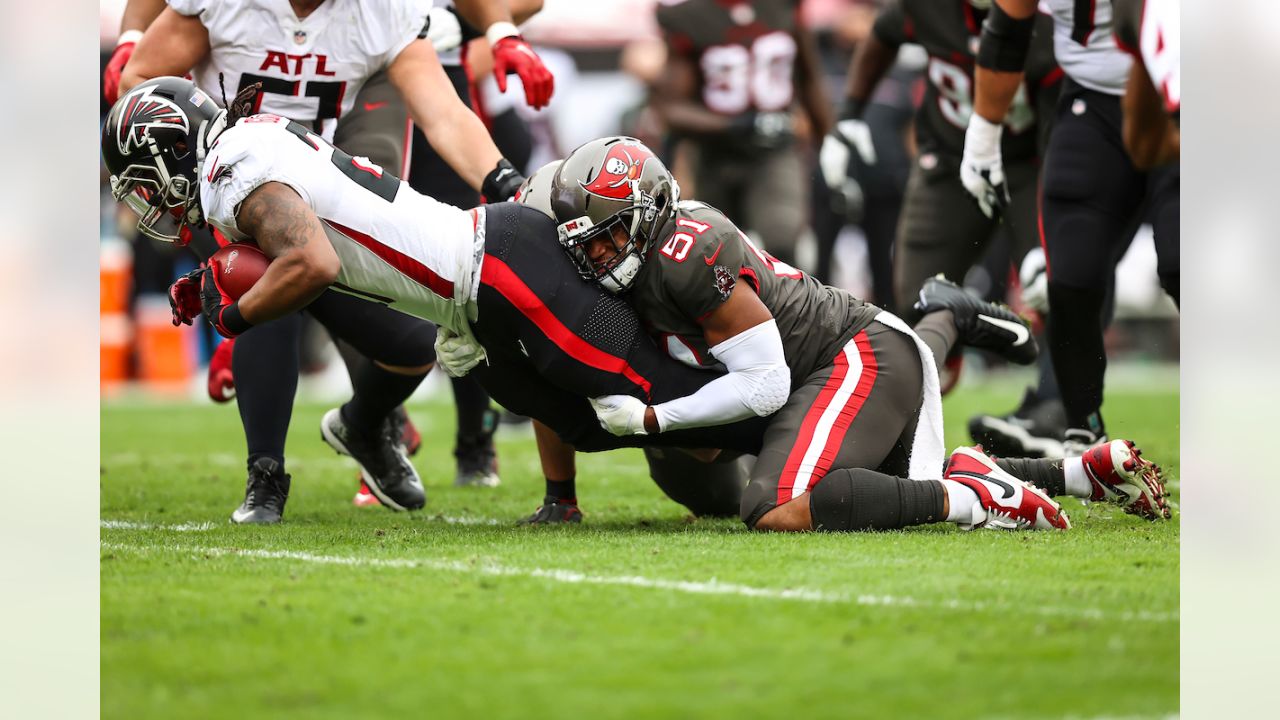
[
  {"left": 480, "top": 255, "right": 653, "bottom": 398},
  {"left": 323, "top": 219, "right": 455, "bottom": 300}
]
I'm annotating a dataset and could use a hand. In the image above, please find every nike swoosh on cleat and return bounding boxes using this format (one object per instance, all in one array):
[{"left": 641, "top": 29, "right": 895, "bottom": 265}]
[
  {"left": 977, "top": 313, "right": 1030, "bottom": 346},
  {"left": 363, "top": 101, "right": 389, "bottom": 111},
  {"left": 704, "top": 242, "right": 724, "bottom": 265},
  {"left": 949, "top": 470, "right": 1016, "bottom": 499}
]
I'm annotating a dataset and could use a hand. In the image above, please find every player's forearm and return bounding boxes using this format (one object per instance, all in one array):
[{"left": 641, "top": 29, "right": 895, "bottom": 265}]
[
  {"left": 415, "top": 104, "right": 504, "bottom": 192},
  {"left": 120, "top": 9, "right": 210, "bottom": 95},
  {"left": 234, "top": 184, "right": 340, "bottom": 324},
  {"left": 972, "top": 67, "right": 1026, "bottom": 123},
  {"left": 842, "top": 33, "right": 898, "bottom": 118},
  {"left": 972, "top": 0, "right": 1037, "bottom": 123},
  {"left": 794, "top": 29, "right": 832, "bottom": 138},
  {"left": 1122, "top": 63, "right": 1180, "bottom": 170}
]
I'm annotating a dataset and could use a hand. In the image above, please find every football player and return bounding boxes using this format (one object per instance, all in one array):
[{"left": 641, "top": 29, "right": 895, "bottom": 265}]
[
  {"left": 543, "top": 137, "right": 1170, "bottom": 530},
  {"left": 823, "top": 0, "right": 1067, "bottom": 456},
  {"left": 114, "top": 0, "right": 538, "bottom": 523},
  {"left": 1113, "top": 0, "right": 1180, "bottom": 169},
  {"left": 962, "top": 0, "right": 1179, "bottom": 453},
  {"left": 652, "top": 0, "right": 831, "bottom": 268}
]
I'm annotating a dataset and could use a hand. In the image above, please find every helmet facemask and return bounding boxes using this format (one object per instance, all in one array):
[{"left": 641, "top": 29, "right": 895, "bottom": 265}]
[
  {"left": 557, "top": 184, "right": 671, "bottom": 295},
  {"left": 110, "top": 154, "right": 199, "bottom": 243}
]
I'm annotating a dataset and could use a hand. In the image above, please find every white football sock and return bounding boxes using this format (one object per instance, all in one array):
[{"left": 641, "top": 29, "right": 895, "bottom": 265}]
[
  {"left": 1063, "top": 456, "right": 1091, "bottom": 498},
  {"left": 941, "top": 479, "right": 982, "bottom": 524}
]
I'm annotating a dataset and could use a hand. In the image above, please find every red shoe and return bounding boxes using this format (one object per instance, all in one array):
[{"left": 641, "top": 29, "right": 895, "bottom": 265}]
[
  {"left": 945, "top": 446, "right": 1071, "bottom": 530},
  {"left": 939, "top": 354, "right": 963, "bottom": 396},
  {"left": 352, "top": 477, "right": 382, "bottom": 507},
  {"left": 391, "top": 406, "right": 422, "bottom": 457},
  {"left": 1081, "top": 439, "right": 1171, "bottom": 520},
  {"left": 208, "top": 338, "right": 236, "bottom": 403}
]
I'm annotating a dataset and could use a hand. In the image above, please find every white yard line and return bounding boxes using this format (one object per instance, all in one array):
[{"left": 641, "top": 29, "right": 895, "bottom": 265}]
[
  {"left": 100, "top": 520, "right": 218, "bottom": 532},
  {"left": 100, "top": 541, "right": 1179, "bottom": 624}
]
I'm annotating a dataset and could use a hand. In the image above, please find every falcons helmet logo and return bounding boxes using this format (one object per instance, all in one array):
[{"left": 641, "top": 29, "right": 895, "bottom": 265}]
[
  {"left": 580, "top": 142, "right": 656, "bottom": 201},
  {"left": 115, "top": 85, "right": 190, "bottom": 156}
]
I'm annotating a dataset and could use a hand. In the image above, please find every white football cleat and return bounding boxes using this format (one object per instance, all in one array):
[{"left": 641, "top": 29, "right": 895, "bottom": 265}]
[
  {"left": 1080, "top": 439, "right": 1171, "bottom": 520},
  {"left": 945, "top": 446, "right": 1071, "bottom": 530}
]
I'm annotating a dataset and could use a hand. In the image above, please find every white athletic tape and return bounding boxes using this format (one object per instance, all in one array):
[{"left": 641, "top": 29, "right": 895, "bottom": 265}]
[{"left": 99, "top": 541, "right": 1178, "bottom": 624}]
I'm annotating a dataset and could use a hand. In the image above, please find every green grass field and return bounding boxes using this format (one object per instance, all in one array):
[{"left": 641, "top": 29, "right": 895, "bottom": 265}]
[{"left": 101, "top": 379, "right": 1179, "bottom": 719}]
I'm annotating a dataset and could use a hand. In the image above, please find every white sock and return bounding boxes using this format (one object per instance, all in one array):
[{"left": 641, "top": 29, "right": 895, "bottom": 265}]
[
  {"left": 1063, "top": 456, "right": 1091, "bottom": 497},
  {"left": 941, "top": 479, "right": 981, "bottom": 523}
]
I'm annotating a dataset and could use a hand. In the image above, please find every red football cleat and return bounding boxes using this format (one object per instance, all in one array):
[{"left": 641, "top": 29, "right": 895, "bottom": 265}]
[
  {"left": 1080, "top": 439, "right": 1171, "bottom": 520},
  {"left": 945, "top": 445, "right": 1071, "bottom": 530},
  {"left": 208, "top": 338, "right": 236, "bottom": 403},
  {"left": 352, "top": 478, "right": 382, "bottom": 508}
]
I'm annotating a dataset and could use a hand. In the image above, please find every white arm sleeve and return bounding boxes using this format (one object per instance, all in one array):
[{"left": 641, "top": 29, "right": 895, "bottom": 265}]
[{"left": 651, "top": 320, "right": 791, "bottom": 432}]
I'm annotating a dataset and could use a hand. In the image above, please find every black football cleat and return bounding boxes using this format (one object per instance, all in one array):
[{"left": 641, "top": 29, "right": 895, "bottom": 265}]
[
  {"left": 321, "top": 407, "right": 425, "bottom": 511},
  {"left": 914, "top": 275, "right": 1038, "bottom": 365},
  {"left": 231, "top": 457, "right": 291, "bottom": 525},
  {"left": 454, "top": 408, "right": 501, "bottom": 488},
  {"left": 390, "top": 405, "right": 422, "bottom": 457},
  {"left": 518, "top": 496, "right": 583, "bottom": 525},
  {"left": 968, "top": 387, "right": 1066, "bottom": 458}
]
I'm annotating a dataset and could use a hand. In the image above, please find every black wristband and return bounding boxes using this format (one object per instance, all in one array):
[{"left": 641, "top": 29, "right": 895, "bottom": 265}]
[
  {"left": 976, "top": 3, "right": 1036, "bottom": 72},
  {"left": 838, "top": 98, "right": 867, "bottom": 121},
  {"left": 481, "top": 158, "right": 525, "bottom": 201},
  {"left": 217, "top": 302, "right": 253, "bottom": 336}
]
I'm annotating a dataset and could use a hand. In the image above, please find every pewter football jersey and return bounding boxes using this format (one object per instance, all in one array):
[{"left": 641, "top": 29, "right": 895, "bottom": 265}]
[
  {"left": 168, "top": 0, "right": 430, "bottom": 142},
  {"left": 1042, "top": 0, "right": 1131, "bottom": 95},
  {"left": 200, "top": 114, "right": 480, "bottom": 335},
  {"left": 629, "top": 201, "right": 881, "bottom": 388}
]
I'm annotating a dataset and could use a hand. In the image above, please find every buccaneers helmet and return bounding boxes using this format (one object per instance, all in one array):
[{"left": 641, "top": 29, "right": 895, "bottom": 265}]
[
  {"left": 550, "top": 137, "right": 679, "bottom": 294},
  {"left": 101, "top": 77, "right": 225, "bottom": 242}
]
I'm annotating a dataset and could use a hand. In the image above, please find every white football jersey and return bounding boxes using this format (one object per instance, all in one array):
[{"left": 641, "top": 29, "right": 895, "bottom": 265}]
[
  {"left": 169, "top": 0, "right": 430, "bottom": 142},
  {"left": 200, "top": 114, "right": 481, "bottom": 335},
  {"left": 1043, "top": 0, "right": 1131, "bottom": 95}
]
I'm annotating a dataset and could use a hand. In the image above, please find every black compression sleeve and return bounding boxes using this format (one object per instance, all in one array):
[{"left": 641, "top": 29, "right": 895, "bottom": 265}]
[{"left": 976, "top": 3, "right": 1036, "bottom": 72}]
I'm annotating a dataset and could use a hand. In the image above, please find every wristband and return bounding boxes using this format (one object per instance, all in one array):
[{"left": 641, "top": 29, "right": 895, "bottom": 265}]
[
  {"left": 481, "top": 158, "right": 523, "bottom": 201},
  {"left": 117, "top": 29, "right": 143, "bottom": 46},
  {"left": 485, "top": 21, "right": 520, "bottom": 45},
  {"left": 218, "top": 302, "right": 253, "bottom": 336},
  {"left": 976, "top": 3, "right": 1035, "bottom": 72}
]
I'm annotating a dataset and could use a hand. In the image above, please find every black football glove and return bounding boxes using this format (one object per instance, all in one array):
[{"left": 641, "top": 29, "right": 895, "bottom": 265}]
[
  {"left": 199, "top": 266, "right": 253, "bottom": 338},
  {"left": 481, "top": 158, "right": 526, "bottom": 202}
]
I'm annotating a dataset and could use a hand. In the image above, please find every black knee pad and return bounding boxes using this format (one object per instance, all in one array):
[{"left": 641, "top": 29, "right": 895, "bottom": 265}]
[
  {"left": 645, "top": 447, "right": 746, "bottom": 518},
  {"left": 808, "top": 468, "right": 943, "bottom": 532}
]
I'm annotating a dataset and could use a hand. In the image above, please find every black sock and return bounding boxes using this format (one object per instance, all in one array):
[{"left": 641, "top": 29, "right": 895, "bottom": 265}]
[
  {"left": 1031, "top": 331, "right": 1061, "bottom": 402},
  {"left": 1047, "top": 283, "right": 1108, "bottom": 434},
  {"left": 545, "top": 477, "right": 576, "bottom": 504},
  {"left": 994, "top": 457, "right": 1066, "bottom": 497},
  {"left": 451, "top": 374, "right": 493, "bottom": 442},
  {"left": 809, "top": 468, "right": 945, "bottom": 531},
  {"left": 913, "top": 310, "right": 959, "bottom": 366},
  {"left": 233, "top": 313, "right": 302, "bottom": 471},
  {"left": 342, "top": 359, "right": 428, "bottom": 437}
]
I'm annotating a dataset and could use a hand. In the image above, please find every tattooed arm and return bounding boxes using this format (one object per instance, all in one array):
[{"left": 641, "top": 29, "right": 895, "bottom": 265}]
[{"left": 233, "top": 182, "right": 340, "bottom": 324}]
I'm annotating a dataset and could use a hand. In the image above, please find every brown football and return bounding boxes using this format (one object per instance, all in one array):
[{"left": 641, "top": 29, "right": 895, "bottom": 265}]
[{"left": 209, "top": 243, "right": 271, "bottom": 300}]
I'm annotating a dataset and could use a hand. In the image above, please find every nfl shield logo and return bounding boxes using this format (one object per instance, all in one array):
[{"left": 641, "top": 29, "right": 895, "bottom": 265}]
[{"left": 294, "top": 29, "right": 307, "bottom": 45}]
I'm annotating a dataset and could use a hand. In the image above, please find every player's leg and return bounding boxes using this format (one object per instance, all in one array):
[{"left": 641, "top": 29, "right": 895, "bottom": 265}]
[
  {"left": 306, "top": 291, "right": 436, "bottom": 511},
  {"left": 643, "top": 447, "right": 747, "bottom": 519},
  {"left": 992, "top": 438, "right": 1170, "bottom": 520},
  {"left": 743, "top": 148, "right": 808, "bottom": 268},
  {"left": 892, "top": 161, "right": 998, "bottom": 323},
  {"left": 1040, "top": 82, "right": 1147, "bottom": 444},
  {"left": 1147, "top": 163, "right": 1180, "bottom": 307}
]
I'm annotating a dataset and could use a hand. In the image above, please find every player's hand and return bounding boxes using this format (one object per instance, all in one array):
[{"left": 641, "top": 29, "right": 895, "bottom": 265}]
[
  {"left": 589, "top": 394, "right": 649, "bottom": 436},
  {"left": 434, "top": 327, "right": 487, "bottom": 377},
  {"left": 423, "top": 6, "right": 463, "bottom": 53},
  {"left": 491, "top": 32, "right": 554, "bottom": 110},
  {"left": 1019, "top": 247, "right": 1050, "bottom": 315},
  {"left": 819, "top": 118, "right": 877, "bottom": 221},
  {"left": 960, "top": 114, "right": 1010, "bottom": 219},
  {"left": 103, "top": 36, "right": 138, "bottom": 104},
  {"left": 199, "top": 266, "right": 249, "bottom": 338},
  {"left": 167, "top": 268, "right": 204, "bottom": 327}
]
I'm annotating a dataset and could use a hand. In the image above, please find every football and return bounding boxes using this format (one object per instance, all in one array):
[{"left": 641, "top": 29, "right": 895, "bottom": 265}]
[{"left": 208, "top": 243, "right": 271, "bottom": 300}]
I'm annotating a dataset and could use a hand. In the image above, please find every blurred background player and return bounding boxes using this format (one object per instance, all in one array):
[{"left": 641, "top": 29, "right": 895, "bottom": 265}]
[
  {"left": 826, "top": 0, "right": 1066, "bottom": 456},
  {"left": 1113, "top": 0, "right": 1179, "bottom": 169},
  {"left": 963, "top": 0, "right": 1179, "bottom": 454},
  {"left": 113, "top": 0, "right": 540, "bottom": 522},
  {"left": 652, "top": 0, "right": 832, "bottom": 269}
]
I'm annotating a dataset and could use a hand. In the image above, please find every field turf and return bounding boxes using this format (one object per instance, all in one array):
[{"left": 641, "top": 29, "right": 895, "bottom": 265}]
[{"left": 101, "top": 380, "right": 1179, "bottom": 719}]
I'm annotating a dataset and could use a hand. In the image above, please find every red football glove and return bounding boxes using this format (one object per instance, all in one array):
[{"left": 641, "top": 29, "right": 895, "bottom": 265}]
[
  {"left": 491, "top": 35, "right": 554, "bottom": 110},
  {"left": 167, "top": 268, "right": 204, "bottom": 327},
  {"left": 199, "top": 266, "right": 252, "bottom": 338},
  {"left": 103, "top": 36, "right": 138, "bottom": 105}
]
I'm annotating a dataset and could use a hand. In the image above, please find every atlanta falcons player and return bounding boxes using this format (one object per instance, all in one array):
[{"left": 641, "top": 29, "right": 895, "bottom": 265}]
[{"left": 961, "top": 0, "right": 1179, "bottom": 455}]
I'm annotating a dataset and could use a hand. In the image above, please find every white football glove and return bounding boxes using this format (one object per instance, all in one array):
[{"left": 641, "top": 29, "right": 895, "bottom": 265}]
[
  {"left": 423, "top": 6, "right": 463, "bottom": 54},
  {"left": 434, "top": 327, "right": 486, "bottom": 378},
  {"left": 1018, "top": 247, "right": 1050, "bottom": 315},
  {"left": 819, "top": 118, "right": 877, "bottom": 220},
  {"left": 588, "top": 394, "right": 649, "bottom": 436},
  {"left": 960, "top": 114, "right": 1011, "bottom": 219}
]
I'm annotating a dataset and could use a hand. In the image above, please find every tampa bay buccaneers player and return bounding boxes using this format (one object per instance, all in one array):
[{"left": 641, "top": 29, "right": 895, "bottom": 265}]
[
  {"left": 543, "top": 137, "right": 1170, "bottom": 530},
  {"left": 652, "top": 0, "right": 831, "bottom": 268},
  {"left": 962, "top": 0, "right": 1179, "bottom": 454}
]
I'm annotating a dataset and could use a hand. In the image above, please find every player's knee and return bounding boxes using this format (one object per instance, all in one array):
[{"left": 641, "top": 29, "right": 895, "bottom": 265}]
[
  {"left": 740, "top": 481, "right": 808, "bottom": 531},
  {"left": 751, "top": 499, "right": 810, "bottom": 532}
]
